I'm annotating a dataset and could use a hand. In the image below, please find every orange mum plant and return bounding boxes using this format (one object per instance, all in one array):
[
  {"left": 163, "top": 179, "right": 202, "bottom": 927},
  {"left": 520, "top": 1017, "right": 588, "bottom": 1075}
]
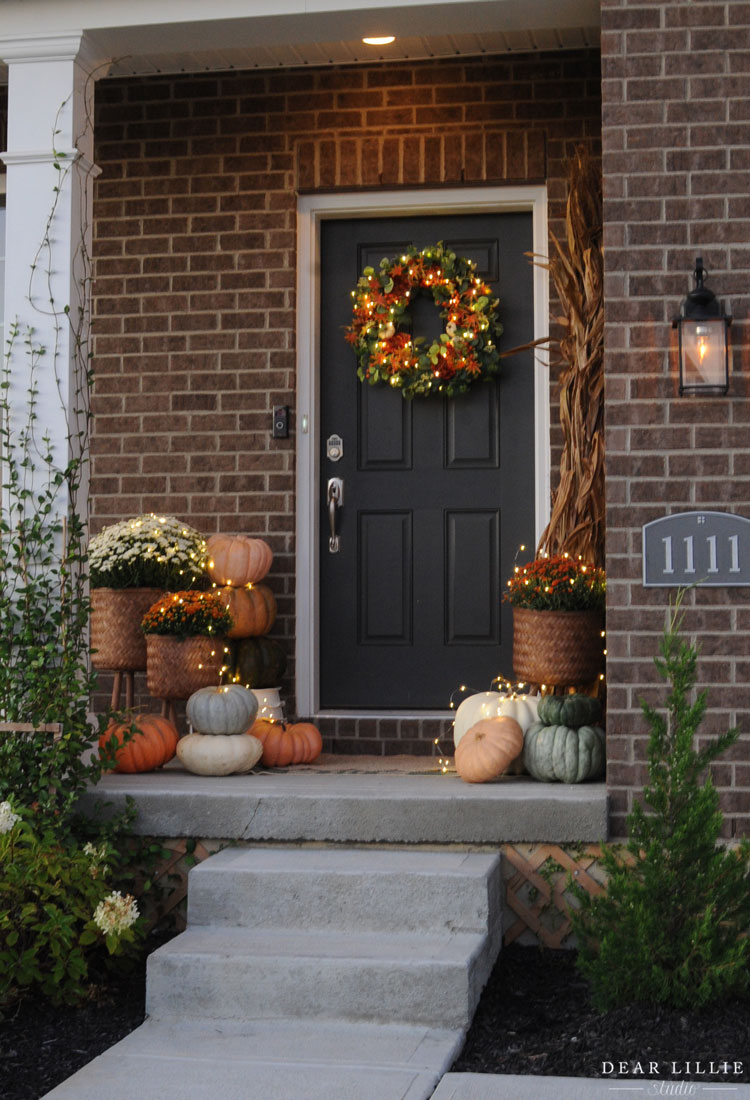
[{"left": 141, "top": 590, "right": 233, "bottom": 638}]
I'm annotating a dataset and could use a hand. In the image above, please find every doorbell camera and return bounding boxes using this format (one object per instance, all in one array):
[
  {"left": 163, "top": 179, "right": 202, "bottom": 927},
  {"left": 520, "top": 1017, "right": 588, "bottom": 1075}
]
[{"left": 272, "top": 406, "right": 289, "bottom": 438}]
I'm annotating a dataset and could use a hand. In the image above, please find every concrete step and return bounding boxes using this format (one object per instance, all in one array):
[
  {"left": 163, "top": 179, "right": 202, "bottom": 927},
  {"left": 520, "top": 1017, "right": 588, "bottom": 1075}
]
[
  {"left": 42, "top": 1018, "right": 464, "bottom": 1100},
  {"left": 187, "top": 846, "right": 502, "bottom": 934},
  {"left": 146, "top": 925, "right": 497, "bottom": 1029}
]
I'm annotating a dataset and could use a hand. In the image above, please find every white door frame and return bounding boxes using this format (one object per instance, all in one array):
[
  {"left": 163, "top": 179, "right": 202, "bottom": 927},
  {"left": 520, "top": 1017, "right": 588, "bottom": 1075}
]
[{"left": 295, "top": 185, "right": 550, "bottom": 718}]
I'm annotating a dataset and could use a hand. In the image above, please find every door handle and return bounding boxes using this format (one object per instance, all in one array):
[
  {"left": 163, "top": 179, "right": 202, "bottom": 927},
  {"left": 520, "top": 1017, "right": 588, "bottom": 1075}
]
[{"left": 327, "top": 478, "right": 344, "bottom": 553}]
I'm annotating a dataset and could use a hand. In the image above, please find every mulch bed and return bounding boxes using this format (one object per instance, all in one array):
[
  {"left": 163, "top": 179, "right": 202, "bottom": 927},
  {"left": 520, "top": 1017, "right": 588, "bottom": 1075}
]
[
  {"left": 2, "top": 943, "right": 748, "bottom": 1098},
  {"left": 455, "top": 944, "right": 750, "bottom": 1082},
  {"left": 0, "top": 951, "right": 149, "bottom": 1100}
]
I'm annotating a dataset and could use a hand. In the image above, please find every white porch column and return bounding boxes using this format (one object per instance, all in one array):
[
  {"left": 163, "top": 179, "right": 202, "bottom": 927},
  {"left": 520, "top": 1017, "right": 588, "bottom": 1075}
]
[{"left": 0, "top": 33, "right": 107, "bottom": 499}]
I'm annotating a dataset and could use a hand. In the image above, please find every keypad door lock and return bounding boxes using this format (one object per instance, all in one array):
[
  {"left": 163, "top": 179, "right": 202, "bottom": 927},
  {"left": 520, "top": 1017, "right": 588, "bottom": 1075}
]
[{"left": 326, "top": 434, "right": 344, "bottom": 462}]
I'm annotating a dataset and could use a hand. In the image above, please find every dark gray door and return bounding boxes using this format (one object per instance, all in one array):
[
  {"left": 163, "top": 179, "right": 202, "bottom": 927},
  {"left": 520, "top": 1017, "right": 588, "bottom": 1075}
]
[{"left": 319, "top": 213, "right": 536, "bottom": 709}]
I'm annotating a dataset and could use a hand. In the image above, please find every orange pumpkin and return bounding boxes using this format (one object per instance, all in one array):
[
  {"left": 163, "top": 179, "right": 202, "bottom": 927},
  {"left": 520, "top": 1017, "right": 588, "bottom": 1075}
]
[
  {"left": 207, "top": 534, "right": 272, "bottom": 586},
  {"left": 249, "top": 719, "right": 322, "bottom": 766},
  {"left": 287, "top": 722, "right": 323, "bottom": 763},
  {"left": 218, "top": 584, "right": 277, "bottom": 638},
  {"left": 99, "top": 714, "right": 179, "bottom": 774},
  {"left": 454, "top": 716, "right": 523, "bottom": 784}
]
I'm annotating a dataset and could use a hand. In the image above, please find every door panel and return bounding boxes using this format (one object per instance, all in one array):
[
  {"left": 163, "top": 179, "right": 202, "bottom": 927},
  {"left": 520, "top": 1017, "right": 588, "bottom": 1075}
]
[
  {"left": 358, "top": 512, "right": 413, "bottom": 644},
  {"left": 358, "top": 384, "right": 412, "bottom": 469},
  {"left": 445, "top": 510, "right": 500, "bottom": 644},
  {"left": 319, "top": 213, "right": 536, "bottom": 709},
  {"left": 445, "top": 386, "right": 500, "bottom": 468}
]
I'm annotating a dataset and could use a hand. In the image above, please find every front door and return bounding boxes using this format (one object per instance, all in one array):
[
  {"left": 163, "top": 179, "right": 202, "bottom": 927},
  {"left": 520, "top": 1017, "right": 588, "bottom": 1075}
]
[{"left": 319, "top": 212, "right": 536, "bottom": 710}]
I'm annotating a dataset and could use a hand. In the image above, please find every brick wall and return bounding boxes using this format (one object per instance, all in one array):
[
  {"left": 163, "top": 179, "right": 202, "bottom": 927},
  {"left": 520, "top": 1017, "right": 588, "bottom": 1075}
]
[
  {"left": 90, "top": 51, "right": 601, "bottom": 749},
  {"left": 601, "top": 1, "right": 750, "bottom": 837}
]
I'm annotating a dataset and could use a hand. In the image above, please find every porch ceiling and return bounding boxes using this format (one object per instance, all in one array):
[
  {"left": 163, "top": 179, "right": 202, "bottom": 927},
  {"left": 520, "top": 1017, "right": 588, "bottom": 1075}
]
[{"left": 0, "top": 0, "right": 599, "bottom": 80}]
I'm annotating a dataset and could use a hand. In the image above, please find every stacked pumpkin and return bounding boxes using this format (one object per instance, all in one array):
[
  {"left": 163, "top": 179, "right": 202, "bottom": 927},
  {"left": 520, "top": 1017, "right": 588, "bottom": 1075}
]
[
  {"left": 523, "top": 694, "right": 605, "bottom": 783},
  {"left": 207, "top": 534, "right": 277, "bottom": 638},
  {"left": 177, "top": 684, "right": 264, "bottom": 775},
  {"left": 206, "top": 534, "right": 287, "bottom": 700}
]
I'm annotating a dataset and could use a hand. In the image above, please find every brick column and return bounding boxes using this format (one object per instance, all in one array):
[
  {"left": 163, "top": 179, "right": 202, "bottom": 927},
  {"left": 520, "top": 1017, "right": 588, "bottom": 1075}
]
[{"left": 601, "top": 0, "right": 750, "bottom": 837}]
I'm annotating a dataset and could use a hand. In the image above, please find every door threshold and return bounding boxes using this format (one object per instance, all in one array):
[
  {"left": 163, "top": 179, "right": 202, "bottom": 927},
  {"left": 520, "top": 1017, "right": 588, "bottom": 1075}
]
[{"left": 315, "top": 709, "right": 454, "bottom": 721}]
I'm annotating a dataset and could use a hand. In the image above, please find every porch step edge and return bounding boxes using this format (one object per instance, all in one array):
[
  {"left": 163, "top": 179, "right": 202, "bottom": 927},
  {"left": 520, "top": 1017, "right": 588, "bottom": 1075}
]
[
  {"left": 145, "top": 926, "right": 499, "bottom": 1028},
  {"left": 186, "top": 846, "right": 502, "bottom": 933}
]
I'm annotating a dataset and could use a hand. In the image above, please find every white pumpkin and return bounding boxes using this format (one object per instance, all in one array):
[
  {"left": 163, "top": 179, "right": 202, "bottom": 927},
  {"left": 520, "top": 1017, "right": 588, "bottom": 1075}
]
[
  {"left": 176, "top": 732, "right": 263, "bottom": 776},
  {"left": 453, "top": 691, "right": 540, "bottom": 747},
  {"left": 186, "top": 683, "right": 258, "bottom": 735},
  {"left": 495, "top": 694, "right": 540, "bottom": 735}
]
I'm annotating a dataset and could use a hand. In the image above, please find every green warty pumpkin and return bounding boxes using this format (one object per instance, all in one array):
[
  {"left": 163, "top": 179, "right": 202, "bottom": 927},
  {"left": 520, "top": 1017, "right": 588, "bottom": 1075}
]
[
  {"left": 232, "top": 636, "right": 287, "bottom": 688},
  {"left": 536, "top": 693, "right": 602, "bottom": 729},
  {"left": 523, "top": 721, "right": 605, "bottom": 783}
]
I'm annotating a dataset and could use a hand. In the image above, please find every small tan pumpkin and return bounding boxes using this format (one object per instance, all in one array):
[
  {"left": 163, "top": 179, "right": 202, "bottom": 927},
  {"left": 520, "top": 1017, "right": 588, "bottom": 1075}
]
[
  {"left": 454, "top": 716, "right": 523, "bottom": 784},
  {"left": 99, "top": 714, "right": 179, "bottom": 774},
  {"left": 207, "top": 534, "right": 272, "bottom": 586},
  {"left": 249, "top": 719, "right": 323, "bottom": 766},
  {"left": 217, "top": 584, "right": 277, "bottom": 638}
]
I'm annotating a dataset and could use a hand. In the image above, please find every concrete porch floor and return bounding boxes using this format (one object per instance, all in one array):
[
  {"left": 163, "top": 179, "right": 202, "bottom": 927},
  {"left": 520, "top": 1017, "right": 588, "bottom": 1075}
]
[{"left": 79, "top": 755, "right": 609, "bottom": 844}]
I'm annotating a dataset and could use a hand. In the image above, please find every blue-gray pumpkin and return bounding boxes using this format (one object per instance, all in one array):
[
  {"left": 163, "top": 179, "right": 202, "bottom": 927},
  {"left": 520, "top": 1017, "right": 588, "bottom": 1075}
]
[
  {"left": 523, "top": 721, "right": 605, "bottom": 783},
  {"left": 186, "top": 683, "right": 258, "bottom": 734}
]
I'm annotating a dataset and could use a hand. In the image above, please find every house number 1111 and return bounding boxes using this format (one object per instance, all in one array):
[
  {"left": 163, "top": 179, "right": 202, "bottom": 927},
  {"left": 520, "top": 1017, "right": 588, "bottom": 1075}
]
[
  {"left": 660, "top": 534, "right": 740, "bottom": 575},
  {"left": 643, "top": 511, "right": 750, "bottom": 587}
]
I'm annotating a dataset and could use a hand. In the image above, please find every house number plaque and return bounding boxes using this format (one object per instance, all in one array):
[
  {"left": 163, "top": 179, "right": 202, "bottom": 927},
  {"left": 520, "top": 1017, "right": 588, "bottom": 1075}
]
[{"left": 642, "top": 511, "right": 750, "bottom": 587}]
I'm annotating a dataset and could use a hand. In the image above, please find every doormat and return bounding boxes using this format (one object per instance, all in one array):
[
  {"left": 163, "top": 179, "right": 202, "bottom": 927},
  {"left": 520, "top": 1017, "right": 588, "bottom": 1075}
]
[{"left": 284, "top": 753, "right": 456, "bottom": 775}]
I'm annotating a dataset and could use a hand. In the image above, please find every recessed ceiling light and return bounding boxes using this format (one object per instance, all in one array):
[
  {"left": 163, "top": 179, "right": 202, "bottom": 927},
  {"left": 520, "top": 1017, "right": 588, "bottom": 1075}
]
[{"left": 362, "top": 36, "right": 396, "bottom": 46}]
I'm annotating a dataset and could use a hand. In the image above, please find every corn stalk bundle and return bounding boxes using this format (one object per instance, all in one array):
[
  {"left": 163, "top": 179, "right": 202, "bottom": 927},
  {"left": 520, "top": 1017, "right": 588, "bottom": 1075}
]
[{"left": 535, "top": 148, "right": 604, "bottom": 567}]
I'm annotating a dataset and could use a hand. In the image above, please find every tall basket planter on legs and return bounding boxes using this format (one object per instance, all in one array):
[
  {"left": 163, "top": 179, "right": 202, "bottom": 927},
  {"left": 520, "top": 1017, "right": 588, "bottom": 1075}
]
[
  {"left": 90, "top": 587, "right": 163, "bottom": 672},
  {"left": 513, "top": 608, "right": 604, "bottom": 687}
]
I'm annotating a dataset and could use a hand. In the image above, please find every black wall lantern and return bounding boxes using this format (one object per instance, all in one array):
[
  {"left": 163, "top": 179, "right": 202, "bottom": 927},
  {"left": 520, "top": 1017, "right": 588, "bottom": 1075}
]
[{"left": 672, "top": 256, "right": 731, "bottom": 395}]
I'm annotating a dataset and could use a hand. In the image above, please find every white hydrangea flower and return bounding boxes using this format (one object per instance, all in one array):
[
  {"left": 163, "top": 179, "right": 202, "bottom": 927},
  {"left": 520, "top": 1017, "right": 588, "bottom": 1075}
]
[
  {"left": 0, "top": 801, "right": 20, "bottom": 834},
  {"left": 93, "top": 891, "right": 140, "bottom": 935}
]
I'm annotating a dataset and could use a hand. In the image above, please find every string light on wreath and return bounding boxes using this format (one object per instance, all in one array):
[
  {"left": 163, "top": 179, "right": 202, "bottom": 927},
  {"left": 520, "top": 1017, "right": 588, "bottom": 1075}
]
[{"left": 345, "top": 241, "right": 504, "bottom": 399}]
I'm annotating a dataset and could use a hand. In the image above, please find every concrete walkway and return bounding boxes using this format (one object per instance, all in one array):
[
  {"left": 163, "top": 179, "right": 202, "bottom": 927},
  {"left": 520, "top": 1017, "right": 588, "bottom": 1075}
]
[
  {"left": 41, "top": 1018, "right": 463, "bottom": 1099},
  {"left": 42, "top": 1027, "right": 750, "bottom": 1100}
]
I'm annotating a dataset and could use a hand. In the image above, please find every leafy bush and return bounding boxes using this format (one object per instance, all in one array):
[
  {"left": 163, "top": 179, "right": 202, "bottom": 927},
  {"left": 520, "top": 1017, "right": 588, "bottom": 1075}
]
[
  {"left": 0, "top": 327, "right": 109, "bottom": 830},
  {"left": 0, "top": 805, "right": 142, "bottom": 1008},
  {"left": 570, "top": 596, "right": 750, "bottom": 1009}
]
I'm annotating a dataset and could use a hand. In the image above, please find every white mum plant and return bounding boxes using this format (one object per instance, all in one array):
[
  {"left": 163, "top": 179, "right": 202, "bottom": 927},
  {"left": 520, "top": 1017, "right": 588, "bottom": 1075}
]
[
  {"left": 88, "top": 514, "right": 208, "bottom": 590},
  {"left": 0, "top": 800, "right": 20, "bottom": 834}
]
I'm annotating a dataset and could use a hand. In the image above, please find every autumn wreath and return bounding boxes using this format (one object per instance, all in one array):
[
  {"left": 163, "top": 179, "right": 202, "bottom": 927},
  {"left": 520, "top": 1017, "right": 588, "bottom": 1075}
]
[{"left": 344, "top": 242, "right": 504, "bottom": 398}]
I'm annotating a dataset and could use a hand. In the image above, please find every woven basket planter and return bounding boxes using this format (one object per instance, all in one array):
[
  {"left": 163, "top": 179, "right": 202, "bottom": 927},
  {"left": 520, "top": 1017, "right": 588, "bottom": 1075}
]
[
  {"left": 90, "top": 587, "right": 163, "bottom": 671},
  {"left": 512, "top": 608, "right": 604, "bottom": 687},
  {"left": 146, "top": 635, "right": 227, "bottom": 700}
]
